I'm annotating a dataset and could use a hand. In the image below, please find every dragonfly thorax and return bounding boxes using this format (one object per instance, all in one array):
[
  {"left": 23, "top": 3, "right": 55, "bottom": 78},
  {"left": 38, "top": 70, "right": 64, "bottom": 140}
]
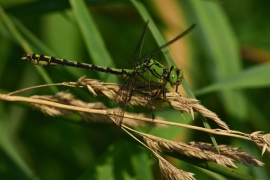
[{"left": 141, "top": 59, "right": 183, "bottom": 90}]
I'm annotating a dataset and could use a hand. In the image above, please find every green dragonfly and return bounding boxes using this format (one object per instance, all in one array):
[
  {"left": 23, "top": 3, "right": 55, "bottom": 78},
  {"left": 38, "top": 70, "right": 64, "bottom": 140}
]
[{"left": 21, "top": 22, "right": 195, "bottom": 129}]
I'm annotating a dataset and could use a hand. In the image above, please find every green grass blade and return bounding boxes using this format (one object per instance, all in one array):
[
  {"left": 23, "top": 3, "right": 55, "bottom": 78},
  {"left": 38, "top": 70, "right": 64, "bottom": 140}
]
[
  {"left": 130, "top": 0, "right": 175, "bottom": 65},
  {"left": 0, "top": 6, "right": 31, "bottom": 52},
  {"left": 188, "top": 0, "right": 248, "bottom": 121},
  {"left": 131, "top": 0, "right": 219, "bottom": 152},
  {"left": 70, "top": 0, "right": 117, "bottom": 82},
  {"left": 129, "top": 146, "right": 154, "bottom": 180},
  {"left": 0, "top": 7, "right": 57, "bottom": 92},
  {"left": 12, "top": 18, "right": 56, "bottom": 55},
  {"left": 195, "top": 63, "right": 270, "bottom": 95},
  {"left": 4, "top": 0, "right": 108, "bottom": 15},
  {"left": 167, "top": 151, "right": 259, "bottom": 180},
  {"left": 131, "top": 0, "right": 197, "bottom": 98},
  {"left": 4, "top": 0, "right": 70, "bottom": 15},
  {"left": 0, "top": 104, "right": 38, "bottom": 179},
  {"left": 0, "top": 35, "right": 11, "bottom": 78}
]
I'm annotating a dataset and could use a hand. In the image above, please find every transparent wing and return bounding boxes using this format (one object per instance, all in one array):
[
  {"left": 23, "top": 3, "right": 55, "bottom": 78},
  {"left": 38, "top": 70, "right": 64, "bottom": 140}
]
[
  {"left": 113, "top": 21, "right": 150, "bottom": 133},
  {"left": 126, "top": 21, "right": 149, "bottom": 69},
  {"left": 112, "top": 23, "right": 196, "bottom": 135},
  {"left": 141, "top": 24, "right": 196, "bottom": 62},
  {"left": 113, "top": 73, "right": 136, "bottom": 135}
]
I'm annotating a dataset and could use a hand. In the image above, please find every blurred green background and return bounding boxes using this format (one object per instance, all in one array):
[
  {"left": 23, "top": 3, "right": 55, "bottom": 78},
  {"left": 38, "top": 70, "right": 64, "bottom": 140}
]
[{"left": 0, "top": 0, "right": 270, "bottom": 179}]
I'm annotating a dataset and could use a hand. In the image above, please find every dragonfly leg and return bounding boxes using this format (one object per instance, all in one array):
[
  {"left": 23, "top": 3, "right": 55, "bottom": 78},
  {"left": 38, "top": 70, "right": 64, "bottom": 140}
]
[
  {"left": 127, "top": 89, "right": 134, "bottom": 102},
  {"left": 175, "top": 85, "right": 181, "bottom": 97},
  {"left": 131, "top": 85, "right": 156, "bottom": 120},
  {"left": 151, "top": 110, "right": 155, "bottom": 120},
  {"left": 162, "top": 87, "right": 167, "bottom": 99},
  {"left": 152, "top": 88, "right": 161, "bottom": 98}
]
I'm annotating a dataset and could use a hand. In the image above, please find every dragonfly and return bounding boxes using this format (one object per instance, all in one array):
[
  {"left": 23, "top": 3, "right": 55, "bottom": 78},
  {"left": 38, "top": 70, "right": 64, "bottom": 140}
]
[{"left": 21, "top": 22, "right": 195, "bottom": 130}]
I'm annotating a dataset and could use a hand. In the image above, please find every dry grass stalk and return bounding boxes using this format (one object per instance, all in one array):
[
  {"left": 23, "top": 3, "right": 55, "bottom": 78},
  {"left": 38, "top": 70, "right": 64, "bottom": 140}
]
[
  {"left": 31, "top": 92, "right": 106, "bottom": 113},
  {"left": 2, "top": 78, "right": 270, "bottom": 144},
  {"left": 158, "top": 157, "right": 195, "bottom": 180},
  {"left": 249, "top": 132, "right": 270, "bottom": 156},
  {"left": 29, "top": 91, "right": 161, "bottom": 127},
  {"left": 2, "top": 89, "right": 270, "bottom": 156},
  {"left": 73, "top": 76, "right": 228, "bottom": 129},
  {"left": 1, "top": 76, "right": 269, "bottom": 179},
  {"left": 5, "top": 76, "right": 228, "bottom": 129},
  {"left": 5, "top": 89, "right": 270, "bottom": 159},
  {"left": 111, "top": 119, "right": 195, "bottom": 180},
  {"left": 75, "top": 76, "right": 164, "bottom": 109},
  {"left": 29, "top": 92, "right": 112, "bottom": 124},
  {"left": 142, "top": 134, "right": 264, "bottom": 168},
  {"left": 144, "top": 137, "right": 235, "bottom": 167},
  {"left": 188, "top": 141, "right": 264, "bottom": 167},
  {"left": 165, "top": 93, "right": 228, "bottom": 130},
  {"left": 113, "top": 120, "right": 265, "bottom": 180}
]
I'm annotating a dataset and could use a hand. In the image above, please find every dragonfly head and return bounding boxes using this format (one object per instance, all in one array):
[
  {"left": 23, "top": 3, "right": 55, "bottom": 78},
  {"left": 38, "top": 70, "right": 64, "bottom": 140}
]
[{"left": 168, "top": 65, "right": 183, "bottom": 89}]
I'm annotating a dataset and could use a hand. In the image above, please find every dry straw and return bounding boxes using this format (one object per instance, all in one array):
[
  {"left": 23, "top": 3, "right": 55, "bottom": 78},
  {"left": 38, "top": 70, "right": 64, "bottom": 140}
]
[{"left": 1, "top": 76, "right": 269, "bottom": 179}]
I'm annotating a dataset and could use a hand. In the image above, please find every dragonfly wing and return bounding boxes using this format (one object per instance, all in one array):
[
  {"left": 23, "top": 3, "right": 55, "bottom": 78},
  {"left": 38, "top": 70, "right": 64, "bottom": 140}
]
[
  {"left": 141, "top": 24, "right": 196, "bottom": 62},
  {"left": 113, "top": 22, "right": 150, "bottom": 129},
  {"left": 127, "top": 21, "right": 149, "bottom": 69},
  {"left": 113, "top": 75, "right": 135, "bottom": 133}
]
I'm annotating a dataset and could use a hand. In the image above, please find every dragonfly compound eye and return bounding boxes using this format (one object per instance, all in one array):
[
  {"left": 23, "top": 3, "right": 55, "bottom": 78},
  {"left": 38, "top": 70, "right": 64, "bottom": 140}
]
[
  {"left": 168, "top": 66, "right": 183, "bottom": 87},
  {"left": 168, "top": 66, "right": 178, "bottom": 86}
]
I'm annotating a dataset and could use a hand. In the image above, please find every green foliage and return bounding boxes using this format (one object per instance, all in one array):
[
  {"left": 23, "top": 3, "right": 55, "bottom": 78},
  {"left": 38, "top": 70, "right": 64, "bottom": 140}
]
[{"left": 0, "top": 0, "right": 269, "bottom": 179}]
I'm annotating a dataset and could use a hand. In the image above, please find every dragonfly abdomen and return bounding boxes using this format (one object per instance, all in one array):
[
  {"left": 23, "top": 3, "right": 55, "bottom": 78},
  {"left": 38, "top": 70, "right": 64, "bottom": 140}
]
[{"left": 21, "top": 54, "right": 132, "bottom": 78}]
